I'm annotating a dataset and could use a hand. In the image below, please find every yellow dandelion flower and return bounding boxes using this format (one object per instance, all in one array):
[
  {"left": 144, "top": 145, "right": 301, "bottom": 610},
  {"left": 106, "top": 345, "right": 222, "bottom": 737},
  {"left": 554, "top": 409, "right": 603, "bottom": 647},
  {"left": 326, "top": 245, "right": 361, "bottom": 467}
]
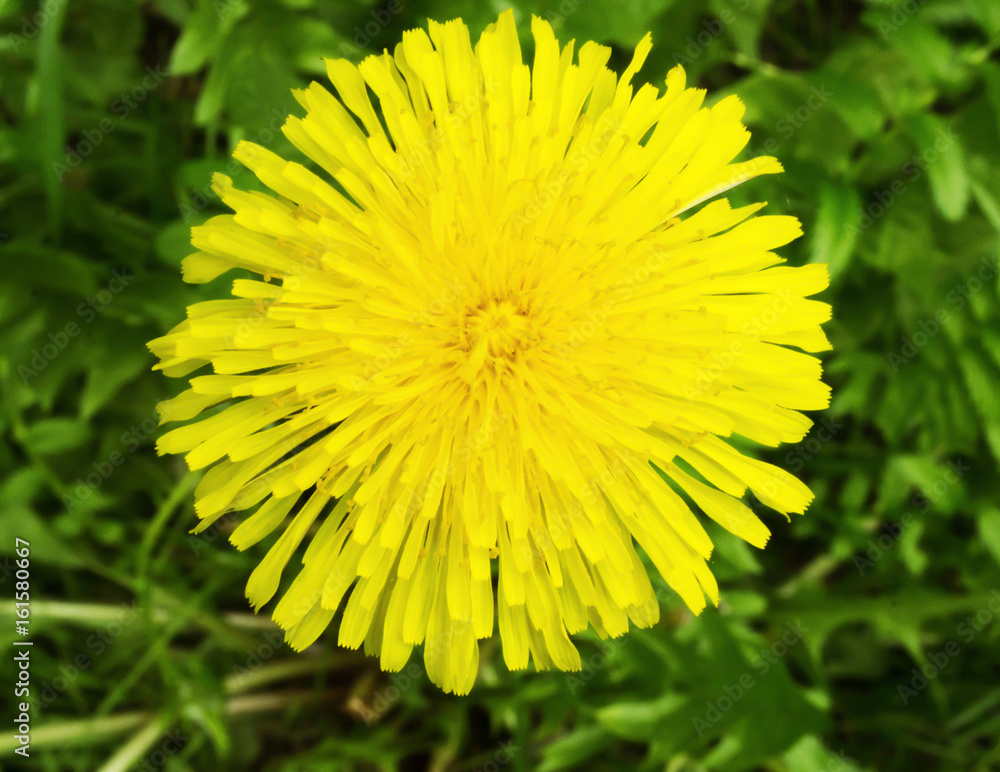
[{"left": 149, "top": 10, "right": 831, "bottom": 695}]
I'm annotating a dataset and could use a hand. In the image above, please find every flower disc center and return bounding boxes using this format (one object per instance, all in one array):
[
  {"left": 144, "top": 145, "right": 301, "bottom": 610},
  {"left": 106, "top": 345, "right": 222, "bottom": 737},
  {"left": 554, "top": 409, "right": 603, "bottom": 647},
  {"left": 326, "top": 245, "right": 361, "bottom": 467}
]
[{"left": 463, "top": 298, "right": 535, "bottom": 361}]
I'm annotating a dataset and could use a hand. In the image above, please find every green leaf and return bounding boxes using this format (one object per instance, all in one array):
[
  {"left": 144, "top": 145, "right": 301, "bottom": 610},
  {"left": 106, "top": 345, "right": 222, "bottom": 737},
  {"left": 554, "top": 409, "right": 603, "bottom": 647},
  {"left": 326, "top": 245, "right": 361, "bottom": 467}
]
[
  {"left": 977, "top": 506, "right": 1000, "bottom": 566},
  {"left": 5, "top": 246, "right": 99, "bottom": 295},
  {"left": 722, "top": 590, "right": 768, "bottom": 616},
  {"left": 887, "top": 454, "right": 965, "bottom": 515},
  {"left": 290, "top": 18, "right": 352, "bottom": 74},
  {"left": 694, "top": 615, "right": 827, "bottom": 770},
  {"left": 966, "top": 0, "right": 1000, "bottom": 37},
  {"left": 538, "top": 726, "right": 614, "bottom": 772},
  {"left": 0, "top": 469, "right": 83, "bottom": 567},
  {"left": 783, "top": 735, "right": 862, "bottom": 772},
  {"left": 812, "top": 68, "right": 885, "bottom": 141},
  {"left": 170, "top": 0, "right": 246, "bottom": 76},
  {"left": 865, "top": 190, "right": 936, "bottom": 274},
  {"left": 904, "top": 112, "right": 970, "bottom": 222},
  {"left": 79, "top": 328, "right": 153, "bottom": 418},
  {"left": 535, "top": 0, "right": 675, "bottom": 47},
  {"left": 810, "top": 182, "right": 861, "bottom": 280},
  {"left": 984, "top": 62, "right": 1000, "bottom": 138},
  {"left": 595, "top": 693, "right": 687, "bottom": 742},
  {"left": 22, "top": 417, "right": 94, "bottom": 456},
  {"left": 155, "top": 219, "right": 198, "bottom": 268},
  {"left": 825, "top": 37, "right": 928, "bottom": 118},
  {"left": 898, "top": 518, "right": 927, "bottom": 575},
  {"left": 883, "top": 16, "right": 965, "bottom": 89},
  {"left": 711, "top": 528, "right": 763, "bottom": 576},
  {"left": 959, "top": 344, "right": 1000, "bottom": 423},
  {"left": 713, "top": 0, "right": 773, "bottom": 62},
  {"left": 33, "top": 0, "right": 69, "bottom": 237},
  {"left": 970, "top": 178, "right": 1000, "bottom": 235}
]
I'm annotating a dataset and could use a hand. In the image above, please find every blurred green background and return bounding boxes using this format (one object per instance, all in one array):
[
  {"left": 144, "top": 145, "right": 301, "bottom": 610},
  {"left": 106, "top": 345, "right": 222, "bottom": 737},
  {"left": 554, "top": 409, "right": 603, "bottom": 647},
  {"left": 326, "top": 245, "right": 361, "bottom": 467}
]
[{"left": 2, "top": 0, "right": 1000, "bottom": 769}]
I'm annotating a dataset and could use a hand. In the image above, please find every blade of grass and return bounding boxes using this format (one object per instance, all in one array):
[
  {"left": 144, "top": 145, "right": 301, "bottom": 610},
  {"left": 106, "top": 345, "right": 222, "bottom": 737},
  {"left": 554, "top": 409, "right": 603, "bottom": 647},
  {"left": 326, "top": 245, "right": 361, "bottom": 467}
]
[
  {"left": 94, "top": 714, "right": 171, "bottom": 772},
  {"left": 33, "top": 0, "right": 68, "bottom": 239}
]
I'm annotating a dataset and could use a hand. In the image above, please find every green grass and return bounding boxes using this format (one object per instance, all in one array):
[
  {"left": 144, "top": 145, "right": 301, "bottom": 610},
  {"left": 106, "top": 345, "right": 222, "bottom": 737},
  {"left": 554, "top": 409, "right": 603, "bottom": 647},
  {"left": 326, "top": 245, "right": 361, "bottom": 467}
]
[{"left": 1, "top": 0, "right": 1000, "bottom": 769}]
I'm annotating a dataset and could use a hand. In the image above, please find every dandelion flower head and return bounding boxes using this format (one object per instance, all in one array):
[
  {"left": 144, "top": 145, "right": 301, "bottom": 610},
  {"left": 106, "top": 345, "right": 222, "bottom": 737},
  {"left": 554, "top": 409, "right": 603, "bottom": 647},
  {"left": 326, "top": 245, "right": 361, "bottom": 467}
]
[{"left": 149, "top": 10, "right": 831, "bottom": 695}]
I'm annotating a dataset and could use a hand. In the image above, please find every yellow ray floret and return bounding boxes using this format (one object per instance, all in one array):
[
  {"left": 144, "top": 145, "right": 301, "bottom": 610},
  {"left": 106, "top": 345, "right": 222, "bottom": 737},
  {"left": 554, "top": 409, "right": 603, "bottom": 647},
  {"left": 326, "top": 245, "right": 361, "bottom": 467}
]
[{"left": 149, "top": 10, "right": 831, "bottom": 695}]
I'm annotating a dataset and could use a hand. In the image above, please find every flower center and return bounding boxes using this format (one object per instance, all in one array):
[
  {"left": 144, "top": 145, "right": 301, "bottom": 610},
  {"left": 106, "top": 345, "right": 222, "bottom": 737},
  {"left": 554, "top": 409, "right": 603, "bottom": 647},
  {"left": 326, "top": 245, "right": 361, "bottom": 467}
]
[{"left": 461, "top": 297, "right": 537, "bottom": 363}]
